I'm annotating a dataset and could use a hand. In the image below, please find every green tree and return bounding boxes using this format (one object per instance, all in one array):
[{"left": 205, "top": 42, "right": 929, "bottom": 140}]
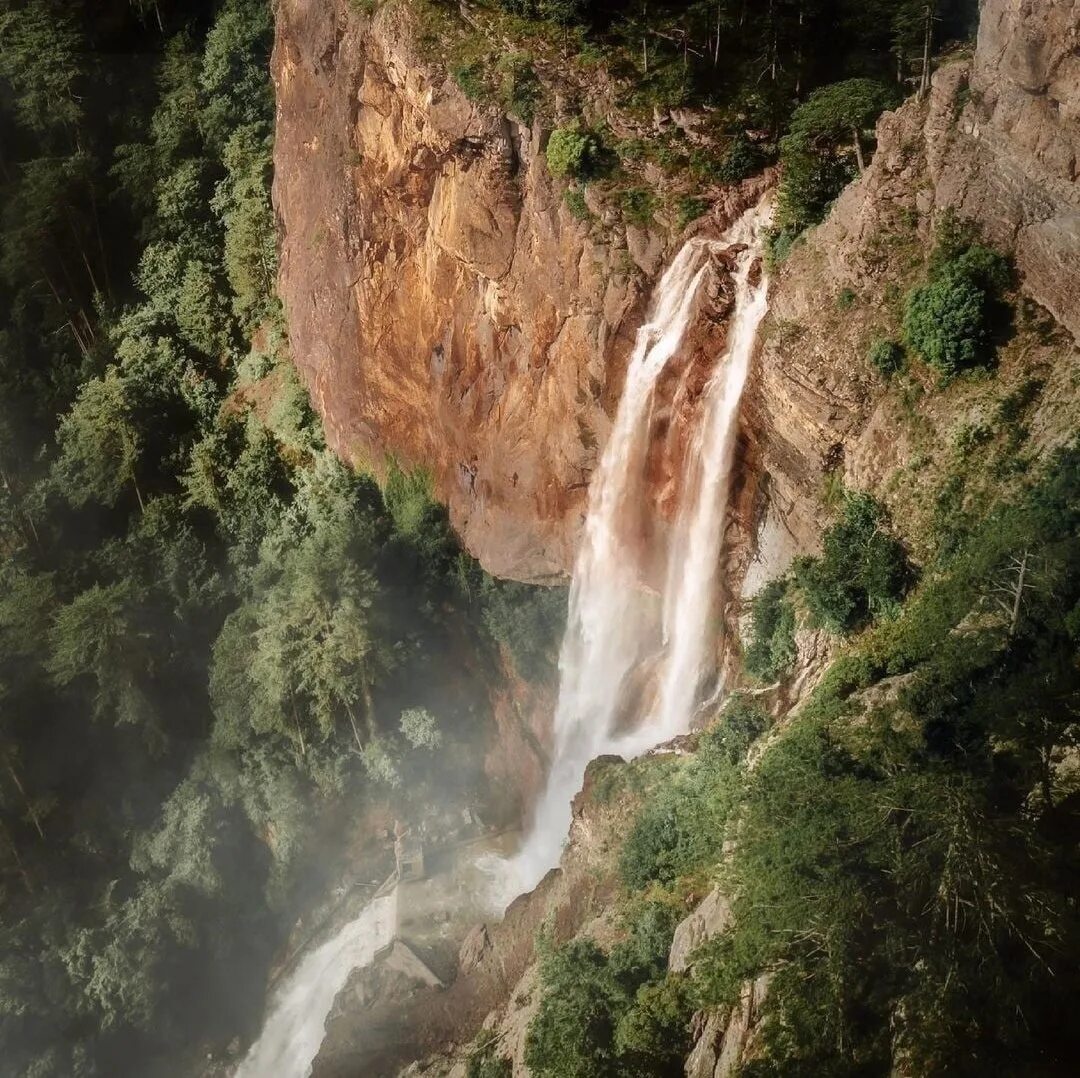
[{"left": 51, "top": 369, "right": 145, "bottom": 510}]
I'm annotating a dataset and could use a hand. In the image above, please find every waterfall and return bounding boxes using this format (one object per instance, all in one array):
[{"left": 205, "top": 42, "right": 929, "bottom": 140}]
[
  {"left": 650, "top": 206, "right": 770, "bottom": 745},
  {"left": 234, "top": 890, "right": 396, "bottom": 1078},
  {"left": 498, "top": 202, "right": 770, "bottom": 899},
  {"left": 233, "top": 203, "right": 769, "bottom": 1077},
  {"left": 498, "top": 239, "right": 719, "bottom": 896}
]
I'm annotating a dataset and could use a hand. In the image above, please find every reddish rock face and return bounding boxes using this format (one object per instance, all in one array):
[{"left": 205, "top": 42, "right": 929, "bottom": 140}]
[{"left": 271, "top": 0, "right": 764, "bottom": 581}]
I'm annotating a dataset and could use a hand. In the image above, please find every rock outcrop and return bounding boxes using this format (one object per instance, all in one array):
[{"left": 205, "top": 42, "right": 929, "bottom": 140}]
[{"left": 272, "top": 0, "right": 765, "bottom": 580}]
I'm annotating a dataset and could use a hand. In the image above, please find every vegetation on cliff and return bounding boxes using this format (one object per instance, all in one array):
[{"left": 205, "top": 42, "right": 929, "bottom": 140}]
[
  {"left": 388, "top": 0, "right": 978, "bottom": 240},
  {"left": 527, "top": 442, "right": 1080, "bottom": 1075}
]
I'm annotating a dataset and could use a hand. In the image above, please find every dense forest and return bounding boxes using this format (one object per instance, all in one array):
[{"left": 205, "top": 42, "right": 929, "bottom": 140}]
[{"left": 0, "top": 2, "right": 564, "bottom": 1074}]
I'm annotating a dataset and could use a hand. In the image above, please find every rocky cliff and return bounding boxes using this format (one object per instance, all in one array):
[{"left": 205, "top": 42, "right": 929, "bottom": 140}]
[
  {"left": 273, "top": 0, "right": 1078, "bottom": 592},
  {"left": 272, "top": 0, "right": 766, "bottom": 581}
]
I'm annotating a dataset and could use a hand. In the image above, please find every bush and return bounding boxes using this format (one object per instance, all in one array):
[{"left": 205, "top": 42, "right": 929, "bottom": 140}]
[
  {"left": 903, "top": 270, "right": 991, "bottom": 378},
  {"left": 714, "top": 133, "right": 765, "bottom": 184},
  {"left": 525, "top": 912, "right": 686, "bottom": 1078},
  {"left": 481, "top": 579, "right": 566, "bottom": 681},
  {"left": 675, "top": 195, "right": 708, "bottom": 231},
  {"left": 744, "top": 578, "right": 797, "bottom": 682},
  {"left": 620, "top": 186, "right": 655, "bottom": 226},
  {"left": 466, "top": 1032, "right": 511, "bottom": 1078},
  {"left": 903, "top": 233, "right": 1011, "bottom": 379},
  {"left": 764, "top": 226, "right": 797, "bottom": 269},
  {"left": 545, "top": 124, "right": 602, "bottom": 180},
  {"left": 452, "top": 60, "right": 487, "bottom": 102},
  {"left": 618, "top": 700, "right": 759, "bottom": 889},
  {"left": 794, "top": 491, "right": 911, "bottom": 634},
  {"left": 867, "top": 337, "right": 904, "bottom": 377},
  {"left": 564, "top": 187, "right": 591, "bottom": 221},
  {"left": 497, "top": 54, "right": 541, "bottom": 124}
]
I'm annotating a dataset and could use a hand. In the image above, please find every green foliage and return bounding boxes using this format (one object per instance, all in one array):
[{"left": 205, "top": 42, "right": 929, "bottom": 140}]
[
  {"left": 903, "top": 217, "right": 1012, "bottom": 379},
  {"left": 689, "top": 449, "right": 1080, "bottom": 1073},
  {"left": 713, "top": 133, "right": 765, "bottom": 184},
  {"left": 794, "top": 491, "right": 911, "bottom": 634},
  {"left": 787, "top": 78, "right": 896, "bottom": 145},
  {"left": 452, "top": 60, "right": 487, "bottom": 102},
  {"left": 675, "top": 195, "right": 708, "bottom": 230},
  {"left": 400, "top": 707, "right": 442, "bottom": 750},
  {"left": 480, "top": 579, "right": 566, "bottom": 681},
  {"left": 778, "top": 79, "right": 895, "bottom": 234},
  {"left": 867, "top": 337, "right": 904, "bottom": 377},
  {"left": 545, "top": 123, "right": 603, "bottom": 180},
  {"left": 620, "top": 186, "right": 655, "bottom": 226},
  {"left": 497, "top": 53, "right": 541, "bottom": 123},
  {"left": 744, "top": 577, "right": 797, "bottom": 682},
  {"left": 0, "top": 3, "right": 530, "bottom": 1072},
  {"left": 564, "top": 187, "right": 592, "bottom": 221},
  {"left": 51, "top": 369, "right": 144, "bottom": 509},
  {"left": 619, "top": 699, "right": 763, "bottom": 890},
  {"left": 525, "top": 908, "right": 689, "bottom": 1078},
  {"left": 466, "top": 1031, "right": 512, "bottom": 1078}
]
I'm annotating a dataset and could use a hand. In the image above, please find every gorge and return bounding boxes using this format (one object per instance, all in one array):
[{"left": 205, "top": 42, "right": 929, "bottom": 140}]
[{"left": 0, "top": 1, "right": 1078, "bottom": 1077}]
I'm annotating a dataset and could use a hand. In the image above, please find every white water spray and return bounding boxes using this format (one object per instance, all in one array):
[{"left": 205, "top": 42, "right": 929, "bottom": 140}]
[
  {"left": 234, "top": 891, "right": 395, "bottom": 1078},
  {"left": 651, "top": 206, "right": 770, "bottom": 744},
  {"left": 497, "top": 239, "right": 718, "bottom": 897}
]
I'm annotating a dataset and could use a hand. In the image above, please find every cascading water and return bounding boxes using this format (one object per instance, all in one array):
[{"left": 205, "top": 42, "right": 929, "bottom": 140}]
[
  {"left": 233, "top": 203, "right": 769, "bottom": 1078},
  {"left": 234, "top": 890, "right": 396, "bottom": 1078},
  {"left": 497, "top": 239, "right": 720, "bottom": 897},
  {"left": 497, "top": 202, "right": 770, "bottom": 899},
  {"left": 650, "top": 205, "right": 770, "bottom": 745}
]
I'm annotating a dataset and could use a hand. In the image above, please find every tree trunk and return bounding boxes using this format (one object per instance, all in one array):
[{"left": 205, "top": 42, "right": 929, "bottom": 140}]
[
  {"left": 361, "top": 676, "right": 376, "bottom": 740},
  {"left": 345, "top": 702, "right": 365, "bottom": 753},
  {"left": 4, "top": 756, "right": 45, "bottom": 840},
  {"left": 919, "top": 1, "right": 934, "bottom": 100},
  {"left": 1008, "top": 550, "right": 1029, "bottom": 638},
  {"left": 852, "top": 129, "right": 865, "bottom": 173}
]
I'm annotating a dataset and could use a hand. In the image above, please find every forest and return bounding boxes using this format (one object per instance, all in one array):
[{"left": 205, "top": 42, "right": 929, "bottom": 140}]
[{"left": 0, "top": 1, "right": 564, "bottom": 1073}]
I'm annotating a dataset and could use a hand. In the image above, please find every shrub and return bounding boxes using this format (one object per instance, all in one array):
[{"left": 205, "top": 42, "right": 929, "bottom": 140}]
[
  {"left": 452, "top": 60, "right": 487, "bottom": 102},
  {"left": 525, "top": 912, "right": 686, "bottom": 1078},
  {"left": 794, "top": 491, "right": 911, "bottom": 634},
  {"left": 714, "top": 133, "right": 765, "bottom": 183},
  {"left": 904, "top": 226, "right": 1011, "bottom": 379},
  {"left": 545, "top": 123, "right": 601, "bottom": 180},
  {"left": 497, "top": 54, "right": 541, "bottom": 124},
  {"left": 466, "top": 1032, "right": 511, "bottom": 1078},
  {"left": 564, "top": 187, "right": 591, "bottom": 221},
  {"left": 764, "top": 226, "right": 797, "bottom": 269},
  {"left": 619, "top": 700, "right": 758, "bottom": 889},
  {"left": 867, "top": 337, "right": 904, "bottom": 377},
  {"left": 620, "top": 186, "right": 656, "bottom": 226},
  {"left": 744, "top": 578, "right": 797, "bottom": 682},
  {"left": 675, "top": 195, "right": 708, "bottom": 231},
  {"left": 903, "top": 268, "right": 989, "bottom": 378},
  {"left": 481, "top": 579, "right": 566, "bottom": 681}
]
